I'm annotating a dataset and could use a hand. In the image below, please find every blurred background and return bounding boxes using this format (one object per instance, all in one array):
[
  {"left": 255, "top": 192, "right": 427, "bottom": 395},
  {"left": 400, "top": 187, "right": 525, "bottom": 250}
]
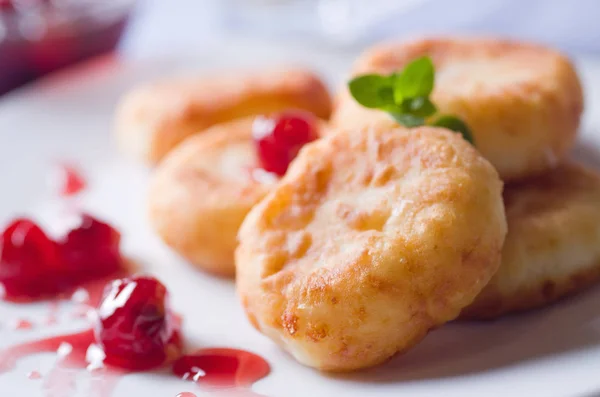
[{"left": 1, "top": 0, "right": 599, "bottom": 96}]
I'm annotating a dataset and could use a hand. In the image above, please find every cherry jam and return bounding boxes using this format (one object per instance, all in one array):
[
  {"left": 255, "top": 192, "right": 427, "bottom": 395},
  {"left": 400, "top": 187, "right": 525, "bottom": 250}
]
[
  {"left": 0, "top": 0, "right": 130, "bottom": 95},
  {"left": 0, "top": 214, "right": 123, "bottom": 301},
  {"left": 173, "top": 348, "right": 270, "bottom": 389},
  {"left": 0, "top": 273, "right": 271, "bottom": 396},
  {"left": 94, "top": 275, "right": 182, "bottom": 371},
  {"left": 252, "top": 111, "right": 319, "bottom": 176},
  {"left": 55, "top": 164, "right": 86, "bottom": 196}
]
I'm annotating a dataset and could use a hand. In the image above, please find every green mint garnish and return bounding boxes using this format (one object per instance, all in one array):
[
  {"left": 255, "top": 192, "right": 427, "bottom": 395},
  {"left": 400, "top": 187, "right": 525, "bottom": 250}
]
[
  {"left": 393, "top": 56, "right": 434, "bottom": 100},
  {"left": 390, "top": 113, "right": 424, "bottom": 127},
  {"left": 431, "top": 115, "right": 474, "bottom": 144},
  {"left": 400, "top": 96, "right": 437, "bottom": 118},
  {"left": 348, "top": 56, "right": 474, "bottom": 145},
  {"left": 348, "top": 74, "right": 395, "bottom": 109}
]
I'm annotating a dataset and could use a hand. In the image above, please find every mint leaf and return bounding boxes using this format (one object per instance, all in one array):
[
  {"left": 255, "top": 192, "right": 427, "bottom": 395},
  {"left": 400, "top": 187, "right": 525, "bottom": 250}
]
[
  {"left": 431, "top": 115, "right": 474, "bottom": 144},
  {"left": 348, "top": 74, "right": 395, "bottom": 109},
  {"left": 394, "top": 57, "right": 434, "bottom": 101},
  {"left": 401, "top": 96, "right": 437, "bottom": 118},
  {"left": 391, "top": 71, "right": 404, "bottom": 104},
  {"left": 380, "top": 103, "right": 404, "bottom": 113},
  {"left": 348, "top": 58, "right": 475, "bottom": 147},
  {"left": 390, "top": 113, "right": 425, "bottom": 128}
]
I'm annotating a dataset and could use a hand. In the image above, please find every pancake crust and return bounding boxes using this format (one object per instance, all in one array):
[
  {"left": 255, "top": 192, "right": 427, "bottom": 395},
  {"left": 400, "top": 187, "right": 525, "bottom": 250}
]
[
  {"left": 148, "top": 117, "right": 273, "bottom": 277},
  {"left": 148, "top": 116, "right": 328, "bottom": 276},
  {"left": 462, "top": 163, "right": 600, "bottom": 319},
  {"left": 236, "top": 125, "right": 507, "bottom": 371},
  {"left": 332, "top": 37, "right": 584, "bottom": 181},
  {"left": 116, "top": 67, "right": 332, "bottom": 164}
]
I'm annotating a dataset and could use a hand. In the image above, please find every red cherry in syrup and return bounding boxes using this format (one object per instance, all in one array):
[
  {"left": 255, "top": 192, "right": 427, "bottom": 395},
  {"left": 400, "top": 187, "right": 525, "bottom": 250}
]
[
  {"left": 94, "top": 275, "right": 182, "bottom": 370},
  {"left": 59, "top": 214, "right": 122, "bottom": 281},
  {"left": 0, "top": 219, "right": 62, "bottom": 299},
  {"left": 253, "top": 111, "right": 319, "bottom": 176},
  {"left": 0, "top": 214, "right": 123, "bottom": 301}
]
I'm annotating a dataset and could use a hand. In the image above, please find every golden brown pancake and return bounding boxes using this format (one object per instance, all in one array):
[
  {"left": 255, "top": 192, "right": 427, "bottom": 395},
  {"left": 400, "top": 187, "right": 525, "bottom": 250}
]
[
  {"left": 332, "top": 37, "right": 584, "bottom": 181},
  {"left": 116, "top": 67, "right": 332, "bottom": 164},
  {"left": 462, "top": 163, "right": 600, "bottom": 319},
  {"left": 148, "top": 116, "right": 328, "bottom": 277},
  {"left": 148, "top": 117, "right": 273, "bottom": 277},
  {"left": 236, "top": 125, "right": 507, "bottom": 371}
]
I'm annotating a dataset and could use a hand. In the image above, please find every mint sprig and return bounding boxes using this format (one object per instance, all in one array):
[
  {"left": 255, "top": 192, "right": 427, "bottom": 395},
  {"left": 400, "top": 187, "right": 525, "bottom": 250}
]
[
  {"left": 431, "top": 115, "right": 473, "bottom": 144},
  {"left": 348, "top": 56, "right": 474, "bottom": 145}
]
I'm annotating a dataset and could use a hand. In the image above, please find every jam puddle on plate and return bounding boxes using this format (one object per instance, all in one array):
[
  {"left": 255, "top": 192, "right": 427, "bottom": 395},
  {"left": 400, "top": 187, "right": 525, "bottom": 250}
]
[
  {"left": 0, "top": 329, "right": 122, "bottom": 397},
  {"left": 173, "top": 348, "right": 270, "bottom": 389},
  {"left": 0, "top": 274, "right": 270, "bottom": 396},
  {"left": 0, "top": 330, "right": 270, "bottom": 397},
  {"left": 0, "top": 169, "right": 271, "bottom": 396}
]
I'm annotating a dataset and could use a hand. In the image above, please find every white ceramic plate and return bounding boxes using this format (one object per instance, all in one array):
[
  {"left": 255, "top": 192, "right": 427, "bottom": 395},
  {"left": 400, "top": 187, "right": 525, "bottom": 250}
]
[{"left": 1, "top": 40, "right": 600, "bottom": 397}]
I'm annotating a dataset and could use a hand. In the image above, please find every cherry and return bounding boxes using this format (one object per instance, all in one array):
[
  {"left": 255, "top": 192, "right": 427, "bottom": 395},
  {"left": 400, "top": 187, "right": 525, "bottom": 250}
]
[
  {"left": 94, "top": 275, "right": 182, "bottom": 370},
  {"left": 58, "top": 214, "right": 121, "bottom": 281},
  {"left": 253, "top": 111, "right": 319, "bottom": 176},
  {"left": 0, "top": 219, "right": 62, "bottom": 299},
  {"left": 0, "top": 214, "right": 124, "bottom": 301}
]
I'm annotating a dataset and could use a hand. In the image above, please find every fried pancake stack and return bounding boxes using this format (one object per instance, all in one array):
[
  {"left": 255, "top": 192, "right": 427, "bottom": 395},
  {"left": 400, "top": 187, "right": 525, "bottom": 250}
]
[{"left": 114, "top": 37, "right": 599, "bottom": 372}]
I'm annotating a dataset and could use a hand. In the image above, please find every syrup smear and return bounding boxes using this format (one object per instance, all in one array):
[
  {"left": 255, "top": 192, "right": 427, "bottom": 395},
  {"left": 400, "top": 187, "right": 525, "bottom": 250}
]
[
  {"left": 45, "top": 301, "right": 60, "bottom": 325},
  {"left": 0, "top": 329, "right": 270, "bottom": 397},
  {"left": 0, "top": 329, "right": 122, "bottom": 397},
  {"left": 9, "top": 318, "right": 33, "bottom": 330},
  {"left": 173, "top": 347, "right": 270, "bottom": 389},
  {"left": 54, "top": 164, "right": 87, "bottom": 197}
]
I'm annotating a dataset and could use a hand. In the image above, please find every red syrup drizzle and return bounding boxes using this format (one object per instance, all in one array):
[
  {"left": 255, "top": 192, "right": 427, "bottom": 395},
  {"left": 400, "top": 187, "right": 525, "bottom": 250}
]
[
  {"left": 173, "top": 348, "right": 270, "bottom": 392},
  {"left": 0, "top": 213, "right": 131, "bottom": 396},
  {"left": 176, "top": 393, "right": 197, "bottom": 397},
  {"left": 0, "top": 329, "right": 122, "bottom": 397},
  {"left": 0, "top": 328, "right": 270, "bottom": 397},
  {"left": 54, "top": 164, "right": 87, "bottom": 197},
  {"left": 0, "top": 214, "right": 271, "bottom": 395},
  {"left": 27, "top": 370, "right": 42, "bottom": 380},
  {"left": 9, "top": 318, "right": 33, "bottom": 330}
]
